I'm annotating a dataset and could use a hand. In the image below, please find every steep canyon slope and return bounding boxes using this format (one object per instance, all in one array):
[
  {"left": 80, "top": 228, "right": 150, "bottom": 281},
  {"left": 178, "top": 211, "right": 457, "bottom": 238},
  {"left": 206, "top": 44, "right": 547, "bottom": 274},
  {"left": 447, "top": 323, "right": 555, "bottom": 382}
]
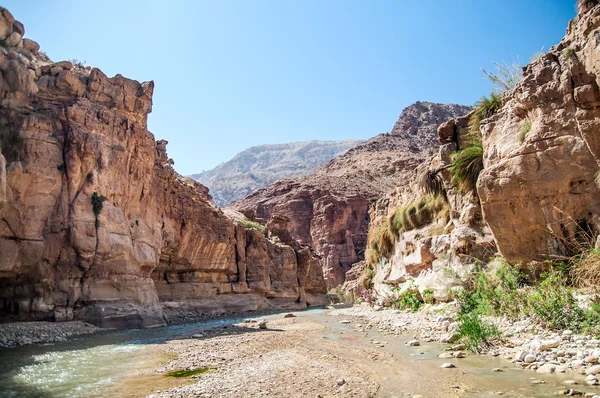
[
  {"left": 359, "top": 1, "right": 600, "bottom": 300},
  {"left": 232, "top": 102, "right": 472, "bottom": 288},
  {"left": 190, "top": 139, "right": 362, "bottom": 207},
  {"left": 0, "top": 7, "right": 326, "bottom": 328}
]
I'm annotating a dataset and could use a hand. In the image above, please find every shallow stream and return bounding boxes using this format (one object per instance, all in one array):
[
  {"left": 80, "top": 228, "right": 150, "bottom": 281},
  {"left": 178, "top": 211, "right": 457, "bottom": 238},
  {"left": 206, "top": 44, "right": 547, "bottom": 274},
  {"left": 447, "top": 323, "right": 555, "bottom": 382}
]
[{"left": 0, "top": 309, "right": 594, "bottom": 397}]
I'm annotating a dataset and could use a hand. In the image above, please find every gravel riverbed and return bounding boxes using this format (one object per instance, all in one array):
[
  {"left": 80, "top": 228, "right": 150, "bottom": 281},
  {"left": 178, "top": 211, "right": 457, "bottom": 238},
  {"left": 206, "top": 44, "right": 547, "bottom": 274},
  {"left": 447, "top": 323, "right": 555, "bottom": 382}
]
[{"left": 0, "top": 321, "right": 100, "bottom": 348}]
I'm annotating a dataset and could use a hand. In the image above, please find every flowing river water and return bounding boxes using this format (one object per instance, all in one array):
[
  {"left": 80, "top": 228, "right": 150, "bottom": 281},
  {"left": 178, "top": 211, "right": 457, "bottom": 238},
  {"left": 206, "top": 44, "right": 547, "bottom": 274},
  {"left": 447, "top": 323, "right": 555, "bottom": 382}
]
[{"left": 0, "top": 309, "right": 592, "bottom": 397}]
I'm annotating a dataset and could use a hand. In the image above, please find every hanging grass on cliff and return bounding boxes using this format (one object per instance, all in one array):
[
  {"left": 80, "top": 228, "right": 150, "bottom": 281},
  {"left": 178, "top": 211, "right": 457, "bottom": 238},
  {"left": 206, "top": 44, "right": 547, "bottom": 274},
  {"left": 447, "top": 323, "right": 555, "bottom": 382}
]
[
  {"left": 387, "top": 194, "right": 449, "bottom": 237},
  {"left": 365, "top": 195, "right": 449, "bottom": 267},
  {"left": 449, "top": 141, "right": 484, "bottom": 193},
  {"left": 468, "top": 93, "right": 503, "bottom": 135},
  {"left": 241, "top": 220, "right": 265, "bottom": 232}
]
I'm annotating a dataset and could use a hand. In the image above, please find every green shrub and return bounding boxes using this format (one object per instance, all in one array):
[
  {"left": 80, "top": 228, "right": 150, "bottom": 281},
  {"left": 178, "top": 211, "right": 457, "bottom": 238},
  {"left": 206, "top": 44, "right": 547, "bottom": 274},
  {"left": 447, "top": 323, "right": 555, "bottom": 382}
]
[
  {"left": 456, "top": 312, "right": 499, "bottom": 353},
  {"left": 422, "top": 288, "right": 434, "bottom": 304},
  {"left": 241, "top": 220, "right": 265, "bottom": 232},
  {"left": 449, "top": 141, "right": 484, "bottom": 193},
  {"left": 388, "top": 284, "right": 424, "bottom": 312},
  {"left": 456, "top": 259, "right": 600, "bottom": 336},
  {"left": 57, "top": 164, "right": 65, "bottom": 172},
  {"left": 469, "top": 93, "right": 503, "bottom": 135}
]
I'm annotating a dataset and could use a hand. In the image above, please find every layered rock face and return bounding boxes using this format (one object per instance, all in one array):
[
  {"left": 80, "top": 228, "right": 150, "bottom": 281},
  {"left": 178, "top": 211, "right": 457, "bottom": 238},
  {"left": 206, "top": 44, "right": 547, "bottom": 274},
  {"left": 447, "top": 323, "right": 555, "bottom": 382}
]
[
  {"left": 478, "top": 3, "right": 600, "bottom": 263},
  {"left": 233, "top": 102, "right": 472, "bottom": 289},
  {"left": 191, "top": 140, "right": 362, "bottom": 207},
  {"left": 0, "top": 8, "right": 326, "bottom": 328},
  {"left": 366, "top": 115, "right": 496, "bottom": 300}
]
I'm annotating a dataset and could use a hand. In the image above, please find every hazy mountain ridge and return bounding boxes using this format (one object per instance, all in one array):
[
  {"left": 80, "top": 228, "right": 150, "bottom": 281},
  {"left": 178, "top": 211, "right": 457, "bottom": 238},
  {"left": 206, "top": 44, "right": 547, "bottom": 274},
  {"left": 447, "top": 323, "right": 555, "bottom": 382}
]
[{"left": 190, "top": 140, "right": 363, "bottom": 206}]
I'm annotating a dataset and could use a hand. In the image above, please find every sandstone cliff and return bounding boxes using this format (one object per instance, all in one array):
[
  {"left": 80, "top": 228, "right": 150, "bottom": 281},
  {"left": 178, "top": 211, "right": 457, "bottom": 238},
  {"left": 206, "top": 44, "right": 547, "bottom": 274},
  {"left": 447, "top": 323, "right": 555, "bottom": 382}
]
[
  {"left": 0, "top": 8, "right": 326, "bottom": 328},
  {"left": 232, "top": 102, "right": 472, "bottom": 289},
  {"left": 478, "top": 3, "right": 600, "bottom": 264},
  {"left": 358, "top": 1, "right": 600, "bottom": 300},
  {"left": 190, "top": 139, "right": 362, "bottom": 207}
]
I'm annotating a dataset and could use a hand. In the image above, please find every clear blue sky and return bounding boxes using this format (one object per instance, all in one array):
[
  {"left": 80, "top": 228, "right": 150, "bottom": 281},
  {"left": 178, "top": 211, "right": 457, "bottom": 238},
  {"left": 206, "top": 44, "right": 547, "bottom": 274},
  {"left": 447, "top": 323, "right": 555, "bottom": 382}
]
[{"left": 6, "top": 1, "right": 576, "bottom": 175}]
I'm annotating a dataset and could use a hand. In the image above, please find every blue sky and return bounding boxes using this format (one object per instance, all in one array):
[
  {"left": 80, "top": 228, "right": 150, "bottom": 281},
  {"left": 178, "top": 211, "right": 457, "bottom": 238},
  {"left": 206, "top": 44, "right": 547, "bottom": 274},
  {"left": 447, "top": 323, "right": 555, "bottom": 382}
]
[{"left": 6, "top": 1, "right": 575, "bottom": 175}]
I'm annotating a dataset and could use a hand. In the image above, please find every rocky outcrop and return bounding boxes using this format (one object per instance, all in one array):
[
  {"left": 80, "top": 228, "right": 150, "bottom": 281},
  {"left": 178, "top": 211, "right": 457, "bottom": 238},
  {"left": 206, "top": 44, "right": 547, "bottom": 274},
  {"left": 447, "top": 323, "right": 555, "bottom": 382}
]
[
  {"left": 0, "top": 7, "right": 326, "bottom": 328},
  {"left": 233, "top": 102, "right": 472, "bottom": 289},
  {"left": 365, "top": 114, "right": 496, "bottom": 301},
  {"left": 190, "top": 140, "right": 362, "bottom": 207},
  {"left": 477, "top": 3, "right": 600, "bottom": 264}
]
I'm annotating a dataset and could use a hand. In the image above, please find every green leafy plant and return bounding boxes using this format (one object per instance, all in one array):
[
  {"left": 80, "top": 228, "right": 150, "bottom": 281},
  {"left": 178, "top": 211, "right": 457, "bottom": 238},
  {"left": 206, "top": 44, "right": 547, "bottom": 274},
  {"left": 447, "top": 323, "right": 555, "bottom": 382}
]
[
  {"left": 422, "top": 288, "right": 434, "bottom": 304},
  {"left": 241, "top": 220, "right": 265, "bottom": 232},
  {"left": 389, "top": 284, "right": 424, "bottom": 312},
  {"left": 469, "top": 93, "right": 503, "bottom": 135},
  {"left": 456, "top": 312, "right": 499, "bottom": 353}
]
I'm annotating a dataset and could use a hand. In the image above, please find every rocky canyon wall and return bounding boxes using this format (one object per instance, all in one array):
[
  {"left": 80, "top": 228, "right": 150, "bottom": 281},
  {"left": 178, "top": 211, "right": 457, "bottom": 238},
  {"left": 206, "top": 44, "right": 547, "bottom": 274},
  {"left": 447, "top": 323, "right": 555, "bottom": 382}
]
[
  {"left": 0, "top": 7, "right": 326, "bottom": 328},
  {"left": 358, "top": 2, "right": 600, "bottom": 299},
  {"left": 232, "top": 102, "right": 472, "bottom": 289},
  {"left": 478, "top": 3, "right": 600, "bottom": 264}
]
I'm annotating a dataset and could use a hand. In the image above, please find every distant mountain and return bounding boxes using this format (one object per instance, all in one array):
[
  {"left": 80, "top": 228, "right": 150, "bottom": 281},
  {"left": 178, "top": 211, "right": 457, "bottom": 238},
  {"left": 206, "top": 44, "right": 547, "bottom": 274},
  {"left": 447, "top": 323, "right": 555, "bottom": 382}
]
[{"left": 190, "top": 140, "right": 363, "bottom": 206}]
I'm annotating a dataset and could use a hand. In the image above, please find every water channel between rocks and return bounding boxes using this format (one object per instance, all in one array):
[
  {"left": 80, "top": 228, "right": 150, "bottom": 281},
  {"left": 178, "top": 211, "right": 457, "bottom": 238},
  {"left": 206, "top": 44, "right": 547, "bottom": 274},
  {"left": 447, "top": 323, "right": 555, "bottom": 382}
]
[{"left": 0, "top": 309, "right": 592, "bottom": 398}]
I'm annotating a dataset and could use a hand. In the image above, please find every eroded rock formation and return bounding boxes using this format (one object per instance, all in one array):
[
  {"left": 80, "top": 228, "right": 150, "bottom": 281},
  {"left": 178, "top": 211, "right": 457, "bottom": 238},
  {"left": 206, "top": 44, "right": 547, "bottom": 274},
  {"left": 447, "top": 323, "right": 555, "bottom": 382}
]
[
  {"left": 478, "top": 3, "right": 600, "bottom": 264},
  {"left": 0, "top": 7, "right": 326, "bottom": 328},
  {"left": 365, "top": 115, "right": 496, "bottom": 300},
  {"left": 233, "top": 102, "right": 472, "bottom": 289}
]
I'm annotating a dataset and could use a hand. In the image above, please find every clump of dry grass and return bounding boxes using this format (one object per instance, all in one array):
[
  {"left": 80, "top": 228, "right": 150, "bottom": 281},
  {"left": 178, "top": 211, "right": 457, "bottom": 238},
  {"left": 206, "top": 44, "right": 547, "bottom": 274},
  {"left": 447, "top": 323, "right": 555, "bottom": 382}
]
[
  {"left": 570, "top": 249, "right": 600, "bottom": 290},
  {"left": 387, "top": 194, "right": 449, "bottom": 236}
]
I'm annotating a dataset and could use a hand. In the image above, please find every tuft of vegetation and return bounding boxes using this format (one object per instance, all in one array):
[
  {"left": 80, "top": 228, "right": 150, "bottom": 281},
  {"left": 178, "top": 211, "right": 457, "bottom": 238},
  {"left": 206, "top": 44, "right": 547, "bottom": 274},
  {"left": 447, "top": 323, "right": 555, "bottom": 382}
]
[
  {"left": 241, "top": 220, "right": 265, "bottom": 232},
  {"left": 387, "top": 194, "right": 449, "bottom": 237},
  {"left": 563, "top": 47, "right": 577, "bottom": 60},
  {"left": 449, "top": 138, "right": 484, "bottom": 193},
  {"left": 482, "top": 60, "right": 523, "bottom": 94},
  {"left": 366, "top": 195, "right": 449, "bottom": 267},
  {"left": 530, "top": 47, "right": 545, "bottom": 63},
  {"left": 517, "top": 122, "right": 532, "bottom": 143},
  {"left": 57, "top": 164, "right": 65, "bottom": 172},
  {"left": 456, "top": 259, "right": 600, "bottom": 339},
  {"left": 164, "top": 368, "right": 215, "bottom": 378},
  {"left": 328, "top": 288, "right": 351, "bottom": 304},
  {"left": 360, "top": 263, "right": 376, "bottom": 289},
  {"left": 0, "top": 119, "right": 24, "bottom": 164},
  {"left": 91, "top": 192, "right": 107, "bottom": 228},
  {"left": 456, "top": 312, "right": 499, "bottom": 353},
  {"left": 570, "top": 248, "right": 600, "bottom": 290},
  {"left": 469, "top": 93, "right": 503, "bottom": 135},
  {"left": 418, "top": 169, "right": 445, "bottom": 196},
  {"left": 383, "top": 284, "right": 424, "bottom": 312},
  {"left": 70, "top": 59, "right": 87, "bottom": 68},
  {"left": 422, "top": 288, "right": 434, "bottom": 304}
]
